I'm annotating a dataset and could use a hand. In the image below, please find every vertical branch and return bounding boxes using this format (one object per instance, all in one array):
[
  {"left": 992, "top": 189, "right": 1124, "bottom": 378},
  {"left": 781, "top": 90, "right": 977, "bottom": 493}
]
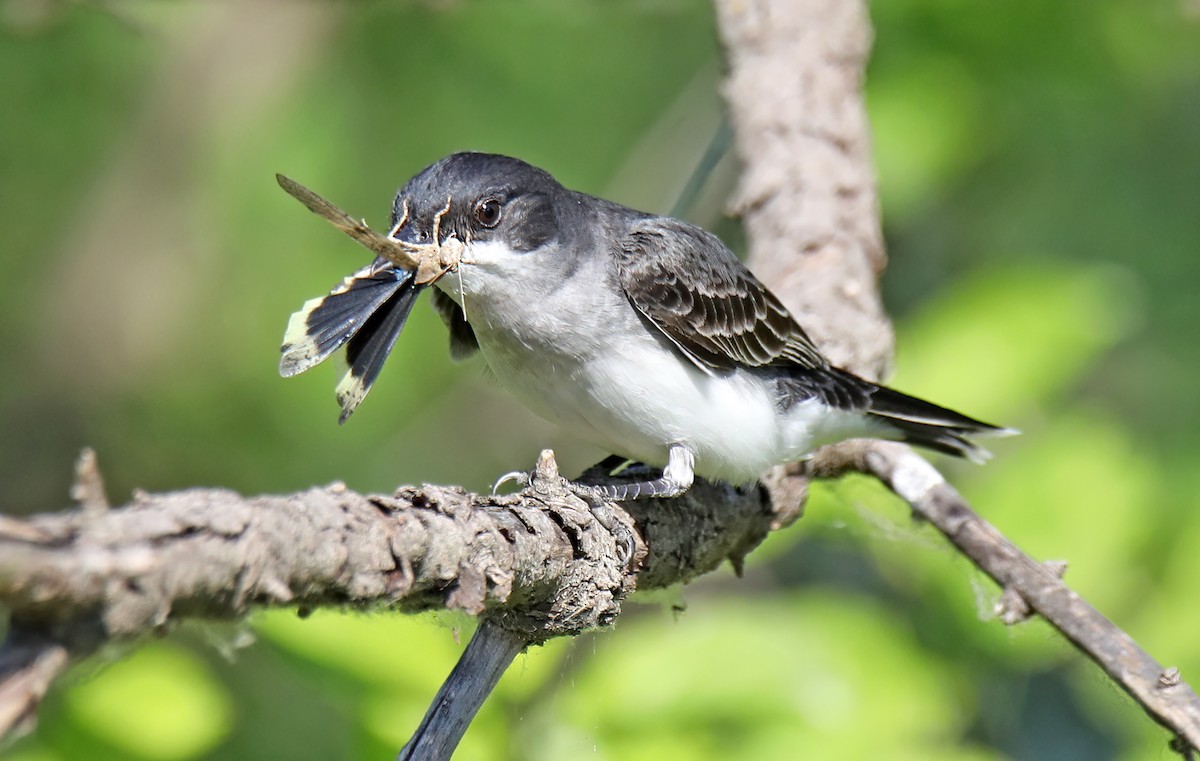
[
  {"left": 714, "top": 0, "right": 892, "bottom": 380},
  {"left": 713, "top": 0, "right": 892, "bottom": 521},
  {"left": 714, "top": 2, "right": 1200, "bottom": 755},
  {"left": 397, "top": 620, "right": 529, "bottom": 761}
]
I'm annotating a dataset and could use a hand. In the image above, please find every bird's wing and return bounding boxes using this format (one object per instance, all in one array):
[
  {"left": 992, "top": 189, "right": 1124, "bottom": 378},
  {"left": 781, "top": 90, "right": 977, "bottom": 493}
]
[
  {"left": 279, "top": 256, "right": 426, "bottom": 422},
  {"left": 616, "top": 217, "right": 828, "bottom": 373}
]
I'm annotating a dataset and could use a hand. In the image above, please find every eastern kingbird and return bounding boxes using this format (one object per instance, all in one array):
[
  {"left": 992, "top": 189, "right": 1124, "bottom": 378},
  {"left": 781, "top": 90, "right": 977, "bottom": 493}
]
[{"left": 281, "top": 153, "right": 1010, "bottom": 500}]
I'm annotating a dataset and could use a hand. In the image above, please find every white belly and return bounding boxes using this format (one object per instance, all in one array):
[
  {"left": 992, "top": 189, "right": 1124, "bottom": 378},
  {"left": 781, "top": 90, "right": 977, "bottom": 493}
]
[
  {"left": 436, "top": 251, "right": 878, "bottom": 484},
  {"left": 476, "top": 325, "right": 866, "bottom": 483}
]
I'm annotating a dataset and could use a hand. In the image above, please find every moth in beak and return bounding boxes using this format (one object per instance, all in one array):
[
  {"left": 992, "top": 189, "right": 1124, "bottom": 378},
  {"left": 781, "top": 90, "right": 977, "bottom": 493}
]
[{"left": 276, "top": 177, "right": 460, "bottom": 422}]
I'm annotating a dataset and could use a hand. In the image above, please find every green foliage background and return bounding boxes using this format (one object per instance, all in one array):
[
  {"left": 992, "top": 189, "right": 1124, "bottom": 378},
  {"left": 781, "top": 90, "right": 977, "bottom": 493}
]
[{"left": 1, "top": 1, "right": 1197, "bottom": 759}]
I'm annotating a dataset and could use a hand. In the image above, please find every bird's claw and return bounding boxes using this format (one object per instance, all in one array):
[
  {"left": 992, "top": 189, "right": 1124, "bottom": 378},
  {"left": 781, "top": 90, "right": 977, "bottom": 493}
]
[
  {"left": 493, "top": 452, "right": 638, "bottom": 569},
  {"left": 491, "top": 469, "right": 531, "bottom": 495},
  {"left": 586, "top": 499, "right": 637, "bottom": 570}
]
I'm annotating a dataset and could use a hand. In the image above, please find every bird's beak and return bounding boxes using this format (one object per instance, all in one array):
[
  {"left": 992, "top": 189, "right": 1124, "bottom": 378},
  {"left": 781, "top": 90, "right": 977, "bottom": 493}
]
[
  {"left": 388, "top": 198, "right": 465, "bottom": 286},
  {"left": 387, "top": 218, "right": 421, "bottom": 247}
]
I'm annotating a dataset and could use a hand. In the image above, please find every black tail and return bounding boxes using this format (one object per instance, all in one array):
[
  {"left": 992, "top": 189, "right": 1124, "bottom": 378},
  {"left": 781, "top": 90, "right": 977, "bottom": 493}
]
[{"left": 852, "top": 373, "right": 1014, "bottom": 463}]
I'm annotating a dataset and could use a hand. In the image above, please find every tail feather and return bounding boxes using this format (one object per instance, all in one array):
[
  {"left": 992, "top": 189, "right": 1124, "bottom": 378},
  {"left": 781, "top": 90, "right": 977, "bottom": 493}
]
[{"left": 863, "top": 381, "right": 1015, "bottom": 464}]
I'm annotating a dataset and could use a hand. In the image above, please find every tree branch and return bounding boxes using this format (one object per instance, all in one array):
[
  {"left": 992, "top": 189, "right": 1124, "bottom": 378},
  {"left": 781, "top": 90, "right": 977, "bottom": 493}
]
[
  {"left": 397, "top": 620, "right": 527, "bottom": 761},
  {"left": 0, "top": 450, "right": 775, "bottom": 743},
  {"left": 714, "top": 0, "right": 894, "bottom": 379},
  {"left": 806, "top": 441, "right": 1200, "bottom": 753},
  {"left": 0, "top": 631, "right": 69, "bottom": 740},
  {"left": 714, "top": 0, "right": 1200, "bottom": 755}
]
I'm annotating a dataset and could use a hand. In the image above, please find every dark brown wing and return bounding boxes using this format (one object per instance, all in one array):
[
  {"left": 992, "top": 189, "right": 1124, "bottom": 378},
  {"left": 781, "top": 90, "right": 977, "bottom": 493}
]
[{"left": 616, "top": 217, "right": 828, "bottom": 373}]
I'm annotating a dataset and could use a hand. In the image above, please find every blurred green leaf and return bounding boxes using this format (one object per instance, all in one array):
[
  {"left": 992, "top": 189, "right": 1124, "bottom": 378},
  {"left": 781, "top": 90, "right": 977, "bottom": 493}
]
[
  {"left": 869, "top": 53, "right": 987, "bottom": 217},
  {"left": 530, "top": 592, "right": 1003, "bottom": 761},
  {"left": 255, "top": 609, "right": 469, "bottom": 690},
  {"left": 63, "top": 643, "right": 232, "bottom": 760},
  {"left": 0, "top": 744, "right": 63, "bottom": 761},
  {"left": 892, "top": 262, "right": 1138, "bottom": 421},
  {"left": 972, "top": 411, "right": 1156, "bottom": 613},
  {"left": 1124, "top": 462, "right": 1200, "bottom": 681}
]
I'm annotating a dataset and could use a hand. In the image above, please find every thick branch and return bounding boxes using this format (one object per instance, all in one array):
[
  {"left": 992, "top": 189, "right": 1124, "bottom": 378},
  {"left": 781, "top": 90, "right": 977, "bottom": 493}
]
[
  {"left": 715, "top": 0, "right": 893, "bottom": 379},
  {"left": 0, "top": 452, "right": 776, "bottom": 741}
]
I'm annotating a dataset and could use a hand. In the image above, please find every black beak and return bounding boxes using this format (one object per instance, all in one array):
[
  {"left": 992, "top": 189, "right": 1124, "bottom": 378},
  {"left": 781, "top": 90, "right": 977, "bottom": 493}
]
[{"left": 388, "top": 216, "right": 426, "bottom": 246}]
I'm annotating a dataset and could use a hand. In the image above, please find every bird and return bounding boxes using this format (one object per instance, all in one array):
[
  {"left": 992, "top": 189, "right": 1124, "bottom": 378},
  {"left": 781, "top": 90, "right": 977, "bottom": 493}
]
[{"left": 280, "top": 152, "right": 1010, "bottom": 500}]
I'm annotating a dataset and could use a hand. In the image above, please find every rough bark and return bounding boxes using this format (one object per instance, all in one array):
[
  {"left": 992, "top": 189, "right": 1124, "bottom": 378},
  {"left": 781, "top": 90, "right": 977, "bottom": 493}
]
[
  {"left": 0, "top": 458, "right": 770, "bottom": 647},
  {"left": 0, "top": 452, "right": 775, "bottom": 750},
  {"left": 714, "top": 0, "right": 1200, "bottom": 755},
  {"left": 715, "top": 0, "right": 894, "bottom": 380}
]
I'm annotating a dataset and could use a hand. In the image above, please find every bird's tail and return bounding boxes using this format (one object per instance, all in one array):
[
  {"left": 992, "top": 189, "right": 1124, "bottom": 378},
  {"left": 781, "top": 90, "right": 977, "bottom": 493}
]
[{"left": 857, "top": 375, "right": 1017, "bottom": 463}]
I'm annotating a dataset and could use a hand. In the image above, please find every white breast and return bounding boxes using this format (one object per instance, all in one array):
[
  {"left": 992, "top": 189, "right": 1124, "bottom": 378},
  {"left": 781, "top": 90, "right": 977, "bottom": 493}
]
[{"left": 436, "top": 242, "right": 875, "bottom": 484}]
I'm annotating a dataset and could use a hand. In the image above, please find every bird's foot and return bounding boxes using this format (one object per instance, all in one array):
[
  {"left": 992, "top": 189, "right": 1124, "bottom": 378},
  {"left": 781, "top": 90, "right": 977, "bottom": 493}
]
[
  {"left": 565, "top": 477, "right": 686, "bottom": 502},
  {"left": 569, "top": 444, "right": 696, "bottom": 502},
  {"left": 491, "top": 469, "right": 529, "bottom": 495},
  {"left": 497, "top": 450, "right": 639, "bottom": 568}
]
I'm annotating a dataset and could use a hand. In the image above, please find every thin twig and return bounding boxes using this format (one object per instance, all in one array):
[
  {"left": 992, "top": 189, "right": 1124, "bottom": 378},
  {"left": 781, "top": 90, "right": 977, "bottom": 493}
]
[
  {"left": 275, "top": 174, "right": 423, "bottom": 271},
  {"left": 0, "top": 631, "right": 72, "bottom": 741},
  {"left": 807, "top": 440, "right": 1200, "bottom": 754},
  {"left": 275, "top": 175, "right": 462, "bottom": 285},
  {"left": 70, "top": 447, "right": 109, "bottom": 515}
]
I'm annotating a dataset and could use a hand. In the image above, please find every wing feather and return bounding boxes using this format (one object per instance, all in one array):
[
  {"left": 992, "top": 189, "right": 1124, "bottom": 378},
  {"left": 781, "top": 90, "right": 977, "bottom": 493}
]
[
  {"left": 429, "top": 287, "right": 479, "bottom": 361},
  {"left": 617, "top": 218, "right": 828, "bottom": 373}
]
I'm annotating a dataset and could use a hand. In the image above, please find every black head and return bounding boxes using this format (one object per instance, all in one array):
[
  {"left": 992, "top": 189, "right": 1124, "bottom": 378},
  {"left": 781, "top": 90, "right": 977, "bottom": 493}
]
[{"left": 390, "top": 152, "right": 563, "bottom": 253}]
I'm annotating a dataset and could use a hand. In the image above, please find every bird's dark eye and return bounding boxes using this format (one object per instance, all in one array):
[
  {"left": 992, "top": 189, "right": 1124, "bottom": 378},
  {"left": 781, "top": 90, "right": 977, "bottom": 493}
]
[{"left": 474, "top": 198, "right": 502, "bottom": 228}]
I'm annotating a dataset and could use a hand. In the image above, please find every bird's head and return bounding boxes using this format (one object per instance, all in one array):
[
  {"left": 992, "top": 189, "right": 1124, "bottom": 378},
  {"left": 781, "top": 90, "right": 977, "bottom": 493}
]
[{"left": 388, "top": 153, "right": 567, "bottom": 302}]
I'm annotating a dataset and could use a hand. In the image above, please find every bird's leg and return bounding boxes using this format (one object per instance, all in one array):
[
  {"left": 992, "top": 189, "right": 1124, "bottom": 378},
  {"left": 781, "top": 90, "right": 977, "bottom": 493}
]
[
  {"left": 584, "top": 498, "right": 636, "bottom": 570},
  {"left": 566, "top": 446, "right": 694, "bottom": 567},
  {"left": 568, "top": 445, "right": 695, "bottom": 501},
  {"left": 491, "top": 468, "right": 530, "bottom": 494},
  {"left": 494, "top": 447, "right": 695, "bottom": 500},
  {"left": 492, "top": 451, "right": 643, "bottom": 567},
  {"left": 492, "top": 447, "right": 695, "bottom": 567},
  {"left": 490, "top": 452, "right": 622, "bottom": 495}
]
